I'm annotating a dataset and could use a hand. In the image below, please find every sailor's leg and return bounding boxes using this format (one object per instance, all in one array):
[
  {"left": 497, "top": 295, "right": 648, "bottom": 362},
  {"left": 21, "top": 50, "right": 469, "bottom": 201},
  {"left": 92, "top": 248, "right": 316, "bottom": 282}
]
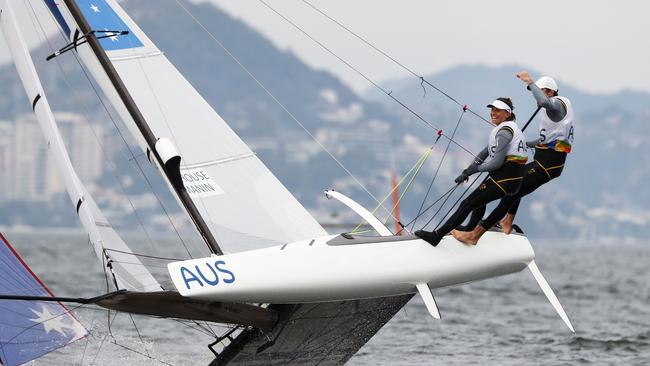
[
  {"left": 500, "top": 212, "right": 516, "bottom": 234},
  {"left": 456, "top": 205, "right": 485, "bottom": 231},
  {"left": 482, "top": 195, "right": 517, "bottom": 231},
  {"left": 416, "top": 185, "right": 485, "bottom": 246},
  {"left": 436, "top": 180, "right": 503, "bottom": 238},
  {"left": 506, "top": 161, "right": 552, "bottom": 217},
  {"left": 454, "top": 175, "right": 522, "bottom": 244}
]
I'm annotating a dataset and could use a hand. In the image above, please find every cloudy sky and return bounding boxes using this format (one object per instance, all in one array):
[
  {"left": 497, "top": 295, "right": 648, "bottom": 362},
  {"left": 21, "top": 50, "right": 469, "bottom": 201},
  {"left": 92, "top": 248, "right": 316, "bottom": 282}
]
[
  {"left": 208, "top": 0, "right": 649, "bottom": 94},
  {"left": 1, "top": 0, "right": 647, "bottom": 95}
]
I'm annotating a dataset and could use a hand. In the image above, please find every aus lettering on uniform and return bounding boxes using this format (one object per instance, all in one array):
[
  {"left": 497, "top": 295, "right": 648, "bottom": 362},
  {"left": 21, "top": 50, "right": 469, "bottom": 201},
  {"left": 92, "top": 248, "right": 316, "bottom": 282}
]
[
  {"left": 518, "top": 140, "right": 526, "bottom": 152},
  {"left": 181, "top": 260, "right": 236, "bottom": 289},
  {"left": 540, "top": 126, "right": 574, "bottom": 143}
]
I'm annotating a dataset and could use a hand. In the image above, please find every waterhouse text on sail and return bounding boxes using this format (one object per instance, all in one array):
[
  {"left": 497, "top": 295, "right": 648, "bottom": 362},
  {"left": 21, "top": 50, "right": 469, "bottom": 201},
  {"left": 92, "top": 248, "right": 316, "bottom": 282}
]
[{"left": 180, "top": 168, "right": 225, "bottom": 197}]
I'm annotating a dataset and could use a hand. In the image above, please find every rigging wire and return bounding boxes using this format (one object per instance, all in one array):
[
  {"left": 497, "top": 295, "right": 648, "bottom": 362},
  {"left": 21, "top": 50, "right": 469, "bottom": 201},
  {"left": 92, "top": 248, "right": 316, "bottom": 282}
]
[
  {"left": 420, "top": 182, "right": 463, "bottom": 229},
  {"left": 411, "top": 108, "right": 467, "bottom": 230},
  {"left": 414, "top": 183, "right": 460, "bottom": 230},
  {"left": 172, "top": 0, "right": 399, "bottom": 221},
  {"left": 256, "top": 0, "right": 480, "bottom": 159},
  {"left": 299, "top": 0, "right": 493, "bottom": 126},
  {"left": 380, "top": 147, "right": 433, "bottom": 228},
  {"left": 90, "top": 311, "right": 118, "bottom": 365},
  {"left": 433, "top": 174, "right": 484, "bottom": 230},
  {"left": 79, "top": 298, "right": 101, "bottom": 365},
  {"left": 105, "top": 260, "right": 169, "bottom": 269},
  {"left": 127, "top": 314, "right": 151, "bottom": 358},
  {"left": 349, "top": 146, "right": 432, "bottom": 234},
  {"left": 109, "top": 339, "right": 174, "bottom": 366},
  {"left": 103, "top": 248, "right": 186, "bottom": 262},
  {"left": 393, "top": 183, "right": 457, "bottom": 235},
  {"left": 26, "top": 0, "right": 195, "bottom": 259}
]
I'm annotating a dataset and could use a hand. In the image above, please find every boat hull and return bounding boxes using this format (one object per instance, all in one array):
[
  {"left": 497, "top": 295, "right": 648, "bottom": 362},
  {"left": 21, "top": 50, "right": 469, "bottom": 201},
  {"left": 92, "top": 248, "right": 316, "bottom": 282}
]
[{"left": 168, "top": 231, "right": 535, "bottom": 303}]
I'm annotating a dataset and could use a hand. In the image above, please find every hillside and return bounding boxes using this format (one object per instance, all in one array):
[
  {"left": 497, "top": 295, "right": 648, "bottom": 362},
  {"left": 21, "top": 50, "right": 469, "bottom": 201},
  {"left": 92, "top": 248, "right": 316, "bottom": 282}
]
[{"left": 0, "top": 1, "right": 647, "bottom": 242}]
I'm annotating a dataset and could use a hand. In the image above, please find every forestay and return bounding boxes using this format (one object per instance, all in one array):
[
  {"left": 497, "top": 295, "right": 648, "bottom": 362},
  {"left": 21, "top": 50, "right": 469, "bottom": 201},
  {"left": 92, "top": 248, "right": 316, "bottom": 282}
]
[{"left": 47, "top": 0, "right": 327, "bottom": 252}]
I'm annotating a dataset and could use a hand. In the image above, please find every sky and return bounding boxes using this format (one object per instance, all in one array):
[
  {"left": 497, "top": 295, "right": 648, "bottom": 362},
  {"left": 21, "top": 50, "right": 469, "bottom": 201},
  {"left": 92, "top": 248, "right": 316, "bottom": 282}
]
[
  {"left": 0, "top": 0, "right": 648, "bottom": 95},
  {"left": 206, "top": 0, "right": 649, "bottom": 95}
]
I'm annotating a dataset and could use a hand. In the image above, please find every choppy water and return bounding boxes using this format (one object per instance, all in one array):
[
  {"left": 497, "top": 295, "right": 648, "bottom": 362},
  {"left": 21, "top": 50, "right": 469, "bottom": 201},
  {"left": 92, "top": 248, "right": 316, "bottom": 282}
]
[{"left": 3, "top": 231, "right": 649, "bottom": 365}]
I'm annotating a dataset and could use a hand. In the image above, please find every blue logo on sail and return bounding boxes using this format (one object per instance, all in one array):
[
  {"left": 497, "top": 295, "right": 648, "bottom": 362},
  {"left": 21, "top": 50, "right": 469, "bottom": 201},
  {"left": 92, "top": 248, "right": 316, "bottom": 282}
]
[{"left": 78, "top": 0, "right": 143, "bottom": 51}]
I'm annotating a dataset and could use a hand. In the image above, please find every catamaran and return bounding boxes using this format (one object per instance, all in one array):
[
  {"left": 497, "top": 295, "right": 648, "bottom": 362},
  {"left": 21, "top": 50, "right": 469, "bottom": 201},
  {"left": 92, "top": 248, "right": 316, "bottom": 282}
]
[{"left": 0, "top": 0, "right": 573, "bottom": 364}]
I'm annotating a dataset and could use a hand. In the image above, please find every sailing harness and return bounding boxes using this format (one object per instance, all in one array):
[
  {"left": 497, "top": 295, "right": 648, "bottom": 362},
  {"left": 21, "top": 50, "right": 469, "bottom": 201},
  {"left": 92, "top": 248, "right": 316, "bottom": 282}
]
[{"left": 532, "top": 148, "right": 567, "bottom": 181}]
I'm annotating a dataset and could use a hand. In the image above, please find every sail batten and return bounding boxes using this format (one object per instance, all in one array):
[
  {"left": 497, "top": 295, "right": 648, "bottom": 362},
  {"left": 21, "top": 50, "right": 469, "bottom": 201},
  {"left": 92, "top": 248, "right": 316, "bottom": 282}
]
[
  {"left": 110, "top": 51, "right": 164, "bottom": 62},
  {"left": 181, "top": 152, "right": 258, "bottom": 169}
]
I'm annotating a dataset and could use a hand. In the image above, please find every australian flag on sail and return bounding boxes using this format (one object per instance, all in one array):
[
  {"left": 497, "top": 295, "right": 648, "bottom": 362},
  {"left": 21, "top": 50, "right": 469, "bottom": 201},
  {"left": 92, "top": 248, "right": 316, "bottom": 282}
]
[
  {"left": 77, "top": 0, "right": 143, "bottom": 51},
  {"left": 0, "top": 233, "right": 86, "bottom": 366}
]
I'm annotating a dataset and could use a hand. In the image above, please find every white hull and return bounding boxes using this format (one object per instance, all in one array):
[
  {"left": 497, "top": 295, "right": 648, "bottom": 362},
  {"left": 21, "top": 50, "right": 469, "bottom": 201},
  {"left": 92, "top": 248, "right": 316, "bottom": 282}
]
[{"left": 168, "top": 231, "right": 534, "bottom": 304}]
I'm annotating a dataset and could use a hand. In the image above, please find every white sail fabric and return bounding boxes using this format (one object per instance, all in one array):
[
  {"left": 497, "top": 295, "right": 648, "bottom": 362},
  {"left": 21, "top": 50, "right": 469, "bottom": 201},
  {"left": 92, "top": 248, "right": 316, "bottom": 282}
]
[
  {"left": 49, "top": 0, "right": 327, "bottom": 252},
  {"left": 0, "top": 0, "right": 160, "bottom": 292}
]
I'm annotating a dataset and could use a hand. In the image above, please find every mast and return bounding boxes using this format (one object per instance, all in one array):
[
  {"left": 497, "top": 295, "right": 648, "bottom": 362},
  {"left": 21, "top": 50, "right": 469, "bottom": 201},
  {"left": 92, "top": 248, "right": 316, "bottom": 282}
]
[{"left": 62, "top": 0, "right": 222, "bottom": 255}]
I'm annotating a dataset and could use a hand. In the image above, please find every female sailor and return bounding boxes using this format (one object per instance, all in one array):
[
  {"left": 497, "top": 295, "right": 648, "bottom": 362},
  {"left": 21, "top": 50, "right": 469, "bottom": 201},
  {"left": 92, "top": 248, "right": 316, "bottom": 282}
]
[
  {"left": 415, "top": 97, "right": 528, "bottom": 246},
  {"left": 454, "top": 72, "right": 575, "bottom": 244},
  {"left": 499, "top": 72, "right": 574, "bottom": 233}
]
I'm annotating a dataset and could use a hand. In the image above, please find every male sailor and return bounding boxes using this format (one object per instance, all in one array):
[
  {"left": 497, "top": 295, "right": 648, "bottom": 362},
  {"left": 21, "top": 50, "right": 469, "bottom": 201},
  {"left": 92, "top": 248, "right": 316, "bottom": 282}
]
[{"left": 453, "top": 72, "right": 574, "bottom": 244}]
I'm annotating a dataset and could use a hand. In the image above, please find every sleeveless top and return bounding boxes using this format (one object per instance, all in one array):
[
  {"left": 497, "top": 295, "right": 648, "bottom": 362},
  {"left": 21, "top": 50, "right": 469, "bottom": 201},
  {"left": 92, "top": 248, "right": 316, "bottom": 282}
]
[
  {"left": 537, "top": 96, "right": 575, "bottom": 153},
  {"left": 488, "top": 120, "right": 528, "bottom": 164}
]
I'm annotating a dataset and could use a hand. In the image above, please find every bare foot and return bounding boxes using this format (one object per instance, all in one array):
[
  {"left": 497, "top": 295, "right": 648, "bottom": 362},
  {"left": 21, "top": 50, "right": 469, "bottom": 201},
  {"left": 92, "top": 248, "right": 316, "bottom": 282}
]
[
  {"left": 452, "top": 229, "right": 478, "bottom": 245},
  {"left": 500, "top": 214, "right": 515, "bottom": 235}
]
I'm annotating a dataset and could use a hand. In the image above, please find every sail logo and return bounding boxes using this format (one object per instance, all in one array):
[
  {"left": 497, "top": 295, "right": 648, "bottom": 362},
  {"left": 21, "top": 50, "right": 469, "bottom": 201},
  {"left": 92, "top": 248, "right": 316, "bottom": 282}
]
[
  {"left": 180, "top": 260, "right": 236, "bottom": 290},
  {"left": 78, "top": 0, "right": 144, "bottom": 51},
  {"left": 180, "top": 167, "right": 225, "bottom": 198}
]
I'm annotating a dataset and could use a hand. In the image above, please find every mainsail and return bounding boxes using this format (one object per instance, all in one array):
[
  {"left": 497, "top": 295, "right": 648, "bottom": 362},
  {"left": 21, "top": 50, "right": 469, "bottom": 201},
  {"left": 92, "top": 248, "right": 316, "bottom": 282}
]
[{"left": 45, "top": 0, "right": 327, "bottom": 252}]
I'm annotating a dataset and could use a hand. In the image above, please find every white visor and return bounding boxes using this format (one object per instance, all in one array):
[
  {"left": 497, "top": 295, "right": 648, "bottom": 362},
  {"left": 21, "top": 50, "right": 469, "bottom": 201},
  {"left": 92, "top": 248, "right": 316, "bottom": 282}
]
[{"left": 486, "top": 100, "right": 512, "bottom": 113}]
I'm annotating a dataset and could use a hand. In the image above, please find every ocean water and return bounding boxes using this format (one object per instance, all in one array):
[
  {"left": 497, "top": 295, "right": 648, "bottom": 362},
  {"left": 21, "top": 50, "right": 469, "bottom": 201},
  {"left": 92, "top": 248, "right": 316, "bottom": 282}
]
[{"left": 2, "top": 232, "right": 649, "bottom": 365}]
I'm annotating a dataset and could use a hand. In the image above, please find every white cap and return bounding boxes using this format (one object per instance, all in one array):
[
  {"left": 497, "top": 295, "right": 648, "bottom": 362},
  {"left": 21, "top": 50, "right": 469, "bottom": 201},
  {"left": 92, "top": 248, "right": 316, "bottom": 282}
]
[
  {"left": 535, "top": 76, "right": 558, "bottom": 92},
  {"left": 486, "top": 100, "right": 512, "bottom": 113}
]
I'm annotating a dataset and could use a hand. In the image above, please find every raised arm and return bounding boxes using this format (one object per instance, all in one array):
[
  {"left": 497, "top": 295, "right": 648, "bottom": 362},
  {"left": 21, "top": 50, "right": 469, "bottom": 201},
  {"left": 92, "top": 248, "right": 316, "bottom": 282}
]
[{"left": 517, "top": 71, "right": 567, "bottom": 122}]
